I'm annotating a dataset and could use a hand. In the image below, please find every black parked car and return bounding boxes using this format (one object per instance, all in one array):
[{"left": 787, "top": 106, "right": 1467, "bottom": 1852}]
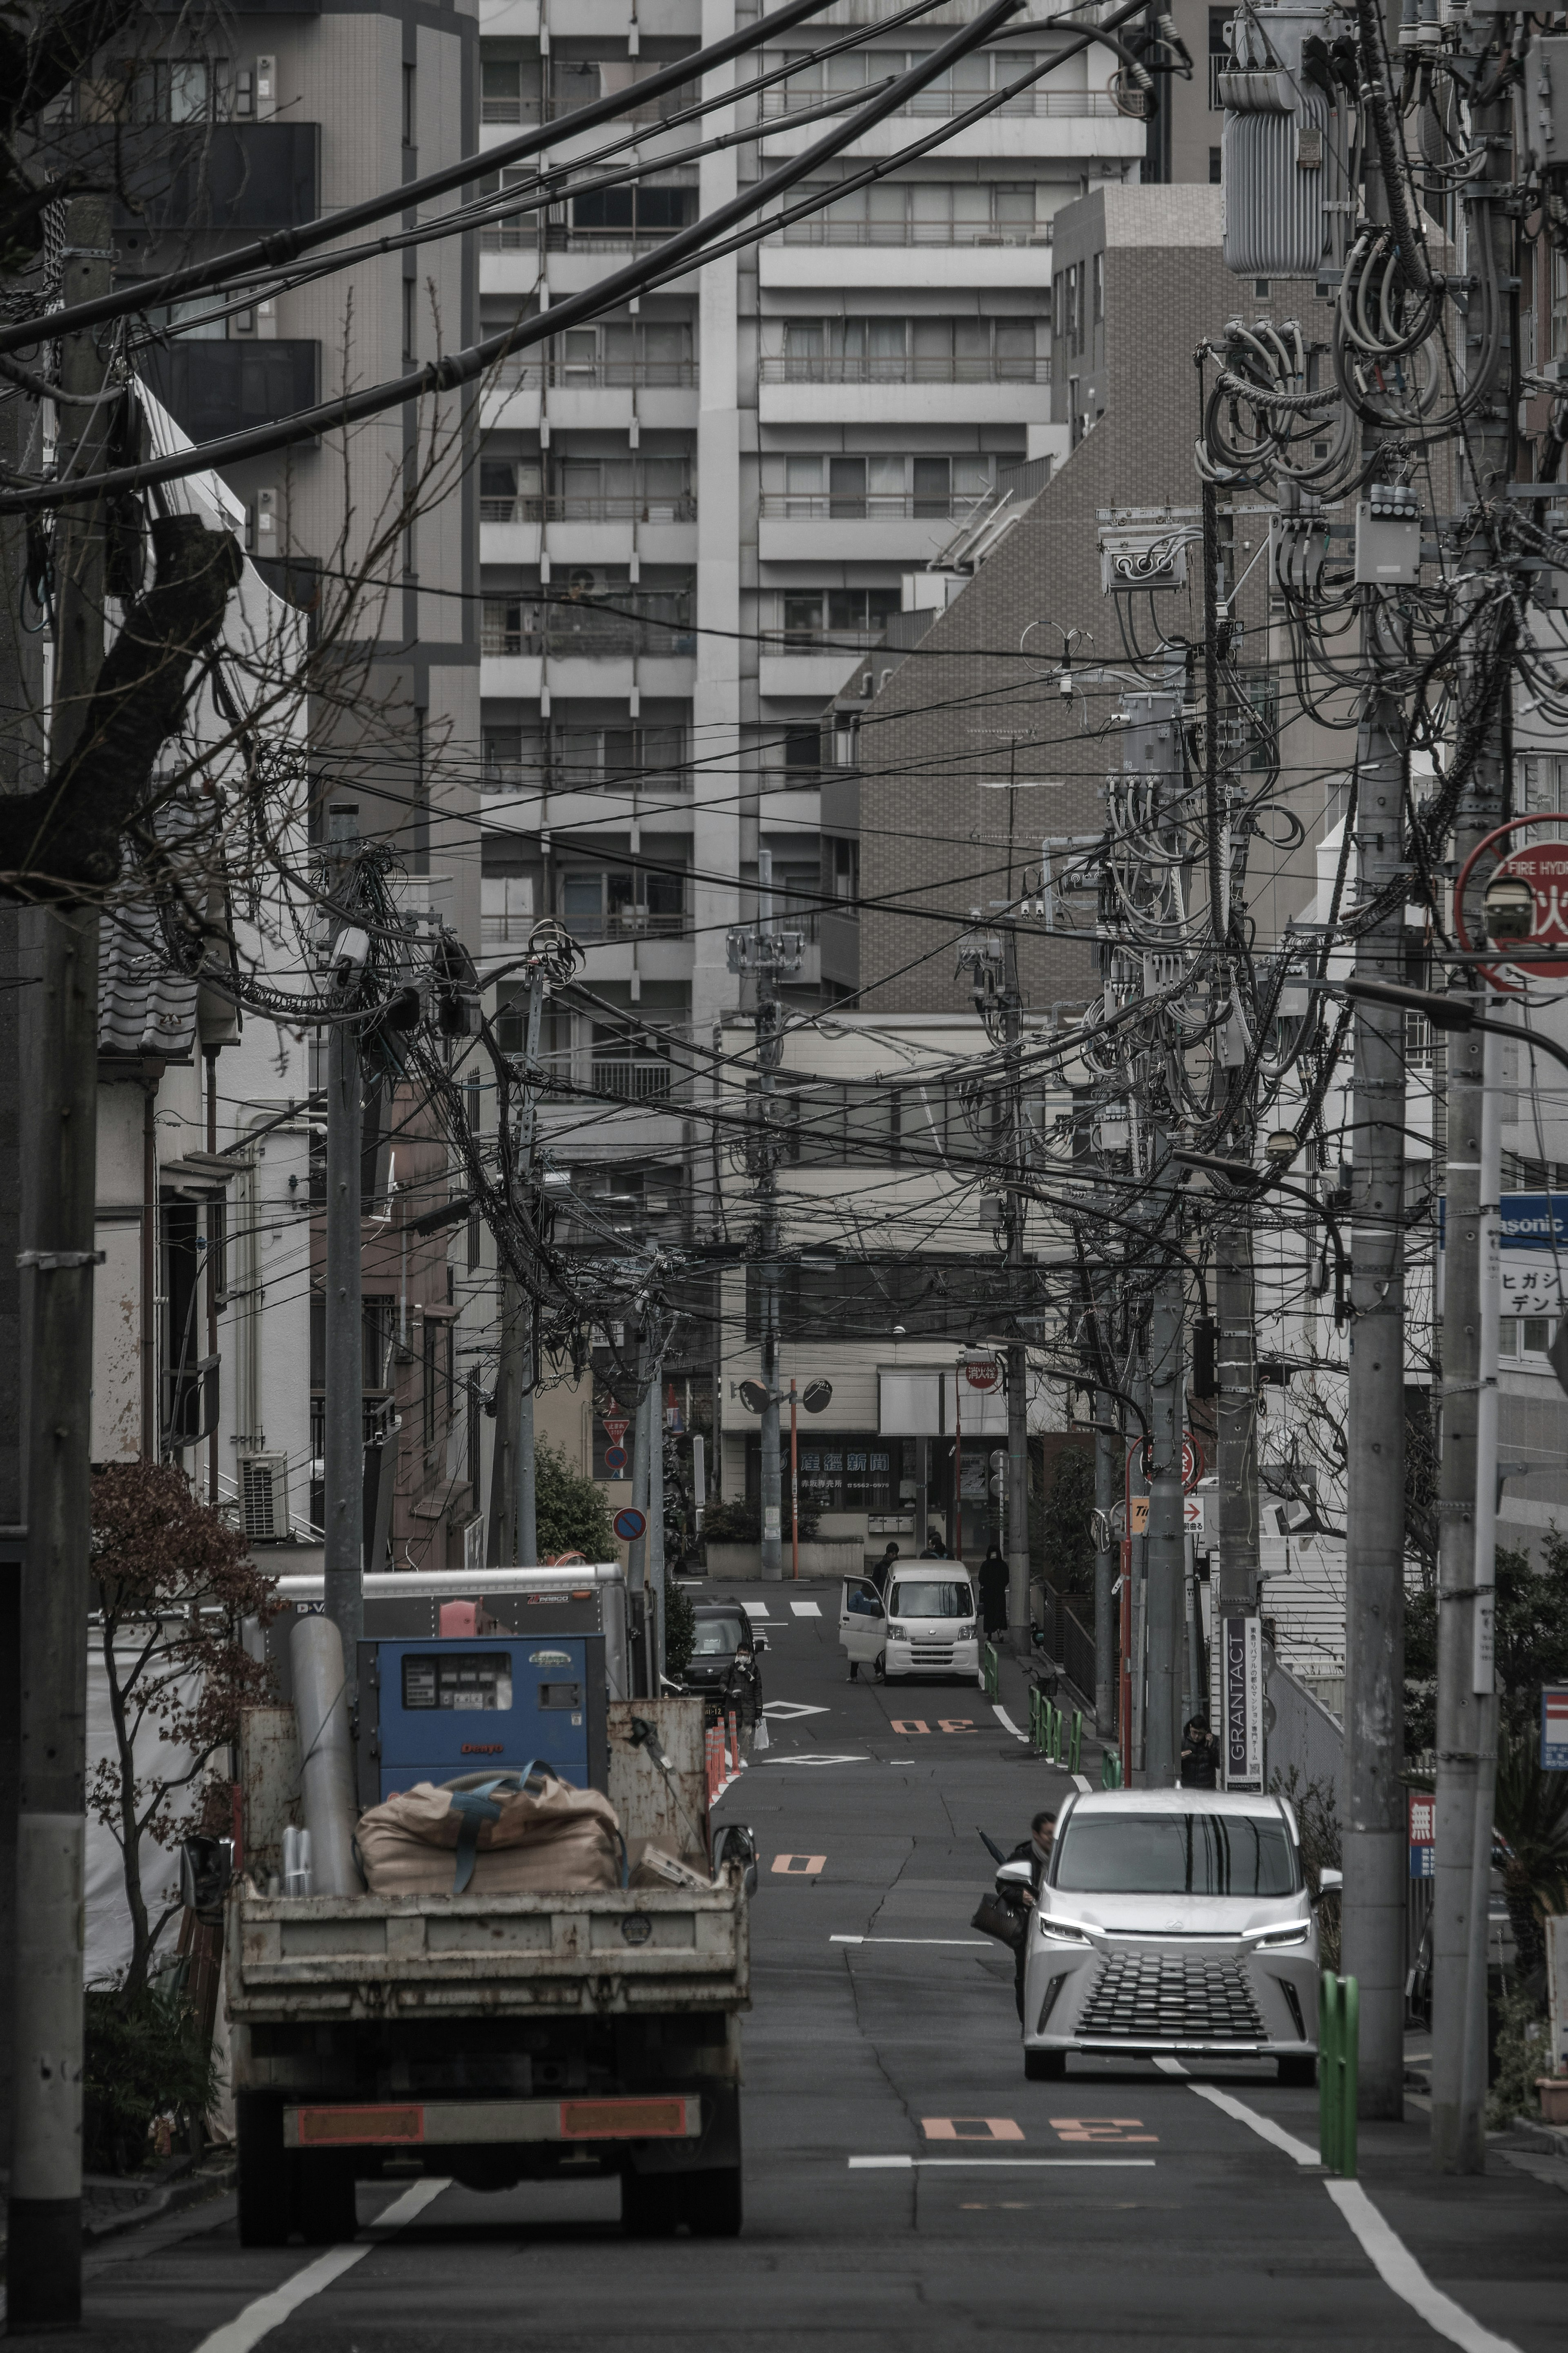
[{"left": 682, "top": 1599, "right": 765, "bottom": 1727}]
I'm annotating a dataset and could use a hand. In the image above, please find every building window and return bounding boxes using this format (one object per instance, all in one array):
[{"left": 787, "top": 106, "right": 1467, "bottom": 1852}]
[
  {"left": 829, "top": 836, "right": 860, "bottom": 907},
  {"left": 402, "top": 60, "right": 416, "bottom": 147},
  {"left": 403, "top": 277, "right": 416, "bottom": 361},
  {"left": 1209, "top": 9, "right": 1234, "bottom": 108},
  {"left": 1092, "top": 252, "right": 1103, "bottom": 328},
  {"left": 481, "top": 874, "right": 535, "bottom": 948},
  {"left": 1209, "top": 145, "right": 1223, "bottom": 183}
]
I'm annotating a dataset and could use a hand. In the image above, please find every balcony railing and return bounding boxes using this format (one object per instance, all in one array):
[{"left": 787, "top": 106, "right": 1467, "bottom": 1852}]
[
  {"left": 777, "top": 219, "right": 1054, "bottom": 246},
  {"left": 760, "top": 355, "right": 1048, "bottom": 384},
  {"left": 480, "top": 223, "right": 690, "bottom": 254},
  {"left": 483, "top": 620, "right": 697, "bottom": 659},
  {"left": 565, "top": 910, "right": 688, "bottom": 943},
  {"left": 479, "top": 494, "right": 698, "bottom": 524},
  {"left": 487, "top": 357, "right": 699, "bottom": 391},
  {"left": 483, "top": 763, "right": 693, "bottom": 795},
  {"left": 592, "top": 1058, "right": 675, "bottom": 1100},
  {"left": 761, "top": 86, "right": 1120, "bottom": 119},
  {"left": 482, "top": 100, "right": 544, "bottom": 124},
  {"left": 759, "top": 492, "right": 993, "bottom": 520}
]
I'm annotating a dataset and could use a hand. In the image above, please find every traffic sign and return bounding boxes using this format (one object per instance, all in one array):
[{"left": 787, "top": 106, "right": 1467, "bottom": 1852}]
[
  {"left": 1128, "top": 1495, "right": 1206, "bottom": 1534},
  {"left": 1544, "top": 1684, "right": 1568, "bottom": 1771},
  {"left": 613, "top": 1508, "right": 646, "bottom": 1543},
  {"left": 964, "top": 1355, "right": 1001, "bottom": 1392},
  {"left": 1408, "top": 1789, "right": 1435, "bottom": 1878},
  {"left": 603, "top": 1417, "right": 629, "bottom": 1446},
  {"left": 1182, "top": 1435, "right": 1205, "bottom": 1491},
  {"left": 1479, "top": 836, "right": 1568, "bottom": 977},
  {"left": 604, "top": 1445, "right": 628, "bottom": 1474}
]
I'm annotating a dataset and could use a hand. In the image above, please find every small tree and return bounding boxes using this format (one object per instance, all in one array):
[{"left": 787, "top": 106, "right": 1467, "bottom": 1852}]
[
  {"left": 90, "top": 1461, "right": 277, "bottom": 1998},
  {"left": 1036, "top": 1446, "right": 1095, "bottom": 1595},
  {"left": 535, "top": 1439, "right": 615, "bottom": 1560}
]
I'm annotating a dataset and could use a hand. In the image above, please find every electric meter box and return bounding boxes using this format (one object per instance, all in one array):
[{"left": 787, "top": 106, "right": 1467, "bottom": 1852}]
[
  {"left": 1354, "top": 489, "right": 1421, "bottom": 585},
  {"left": 355, "top": 1633, "right": 608, "bottom": 1808}
]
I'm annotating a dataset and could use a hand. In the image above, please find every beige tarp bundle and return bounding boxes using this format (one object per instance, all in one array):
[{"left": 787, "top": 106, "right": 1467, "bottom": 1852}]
[{"left": 356, "top": 1770, "right": 623, "bottom": 1896}]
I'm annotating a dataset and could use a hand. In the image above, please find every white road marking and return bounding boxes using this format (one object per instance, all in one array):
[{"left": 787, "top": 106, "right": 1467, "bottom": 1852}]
[
  {"left": 993, "top": 1706, "right": 1028, "bottom": 1741},
  {"left": 742, "top": 1602, "right": 770, "bottom": 1618},
  {"left": 790, "top": 1600, "right": 822, "bottom": 1617},
  {"left": 1072, "top": 1773, "right": 1094, "bottom": 1793},
  {"left": 762, "top": 1700, "right": 831, "bottom": 1719},
  {"left": 1185, "top": 2082, "right": 1319, "bottom": 2167},
  {"left": 189, "top": 2177, "right": 450, "bottom": 2353},
  {"left": 1326, "top": 2179, "right": 1526, "bottom": 2353},
  {"left": 848, "top": 2157, "right": 1156, "bottom": 2171},
  {"left": 759, "top": 1753, "right": 868, "bottom": 1766},
  {"left": 831, "top": 1934, "right": 991, "bottom": 1947},
  {"left": 1153, "top": 2056, "right": 1188, "bottom": 2077}
]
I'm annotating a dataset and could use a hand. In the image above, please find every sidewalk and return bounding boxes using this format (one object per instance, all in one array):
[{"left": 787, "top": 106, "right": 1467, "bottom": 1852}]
[{"left": 0, "top": 2150, "right": 235, "bottom": 2256}]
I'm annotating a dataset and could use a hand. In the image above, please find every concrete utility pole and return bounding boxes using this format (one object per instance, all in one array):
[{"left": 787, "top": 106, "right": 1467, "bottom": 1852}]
[
  {"left": 323, "top": 803, "right": 365, "bottom": 1680},
  {"left": 755, "top": 854, "right": 784, "bottom": 1583},
  {"left": 1094, "top": 1407, "right": 1117, "bottom": 1736},
  {"left": 1214, "top": 1204, "right": 1261, "bottom": 1740},
  {"left": 489, "top": 974, "right": 543, "bottom": 1566},
  {"left": 9, "top": 192, "right": 111, "bottom": 2331},
  {"left": 626, "top": 1320, "right": 650, "bottom": 1598},
  {"left": 1340, "top": 683, "right": 1410, "bottom": 2122},
  {"left": 1429, "top": 14, "right": 1512, "bottom": 2175},
  {"left": 1002, "top": 923, "right": 1031, "bottom": 1652}
]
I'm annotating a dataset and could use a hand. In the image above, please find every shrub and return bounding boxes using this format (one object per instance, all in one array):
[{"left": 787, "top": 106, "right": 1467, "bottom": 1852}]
[
  {"left": 1488, "top": 1987, "right": 1550, "bottom": 2132},
  {"left": 82, "top": 1973, "right": 221, "bottom": 2176},
  {"left": 535, "top": 1439, "right": 615, "bottom": 1560},
  {"left": 665, "top": 1576, "right": 696, "bottom": 1677},
  {"left": 702, "top": 1496, "right": 818, "bottom": 1547},
  {"left": 1272, "top": 1766, "right": 1342, "bottom": 1972}
]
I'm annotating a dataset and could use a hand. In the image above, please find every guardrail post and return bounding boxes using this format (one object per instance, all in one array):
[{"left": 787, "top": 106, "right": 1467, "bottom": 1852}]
[{"left": 1319, "top": 1972, "right": 1359, "bottom": 2176}]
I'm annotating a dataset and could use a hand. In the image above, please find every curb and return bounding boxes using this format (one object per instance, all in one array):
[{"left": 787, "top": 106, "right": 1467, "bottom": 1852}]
[{"left": 82, "top": 2159, "right": 237, "bottom": 2243}]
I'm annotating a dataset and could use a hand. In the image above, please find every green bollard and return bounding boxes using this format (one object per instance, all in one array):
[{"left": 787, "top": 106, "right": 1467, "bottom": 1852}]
[
  {"left": 1070, "top": 1711, "right": 1082, "bottom": 1773},
  {"left": 1319, "top": 1972, "right": 1340, "bottom": 2169},
  {"left": 1340, "top": 1976, "right": 1359, "bottom": 2179}
]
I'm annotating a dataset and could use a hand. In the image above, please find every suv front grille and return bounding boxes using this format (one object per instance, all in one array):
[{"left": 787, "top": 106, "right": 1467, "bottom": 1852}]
[
  {"left": 1078, "top": 1951, "right": 1266, "bottom": 2041},
  {"left": 911, "top": 1645, "right": 954, "bottom": 1664}
]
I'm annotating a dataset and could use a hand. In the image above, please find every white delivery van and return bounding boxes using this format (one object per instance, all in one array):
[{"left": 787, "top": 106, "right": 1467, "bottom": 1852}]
[{"left": 838, "top": 1570, "right": 980, "bottom": 1684}]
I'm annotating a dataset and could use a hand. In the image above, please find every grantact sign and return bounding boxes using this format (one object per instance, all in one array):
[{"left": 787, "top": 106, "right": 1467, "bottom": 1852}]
[{"left": 1438, "top": 1193, "right": 1568, "bottom": 1314}]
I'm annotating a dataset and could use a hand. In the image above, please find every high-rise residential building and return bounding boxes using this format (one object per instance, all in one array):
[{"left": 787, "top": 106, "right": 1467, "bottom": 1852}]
[{"left": 475, "top": 0, "right": 1156, "bottom": 1225}]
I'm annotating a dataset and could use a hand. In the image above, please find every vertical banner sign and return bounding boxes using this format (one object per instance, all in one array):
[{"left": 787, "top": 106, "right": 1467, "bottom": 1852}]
[
  {"left": 1408, "top": 1790, "right": 1436, "bottom": 1879},
  {"left": 1548, "top": 1916, "right": 1568, "bottom": 2081},
  {"left": 1223, "top": 1615, "right": 1263, "bottom": 1791},
  {"left": 1542, "top": 1684, "right": 1568, "bottom": 1771}
]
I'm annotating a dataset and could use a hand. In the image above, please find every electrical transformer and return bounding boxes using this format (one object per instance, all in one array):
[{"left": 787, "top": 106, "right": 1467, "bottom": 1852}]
[{"left": 1220, "top": 2, "right": 1354, "bottom": 279}]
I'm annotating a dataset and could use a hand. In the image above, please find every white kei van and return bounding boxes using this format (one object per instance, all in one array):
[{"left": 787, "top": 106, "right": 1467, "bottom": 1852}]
[{"left": 838, "top": 1569, "right": 980, "bottom": 1684}]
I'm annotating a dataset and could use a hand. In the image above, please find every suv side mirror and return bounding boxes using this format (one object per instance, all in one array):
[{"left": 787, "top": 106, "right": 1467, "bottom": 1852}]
[
  {"left": 1313, "top": 1867, "right": 1343, "bottom": 1903},
  {"left": 994, "top": 1859, "right": 1033, "bottom": 1891}
]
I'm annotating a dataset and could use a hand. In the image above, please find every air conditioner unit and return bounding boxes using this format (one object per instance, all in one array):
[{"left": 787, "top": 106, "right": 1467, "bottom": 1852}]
[{"left": 241, "top": 1452, "right": 290, "bottom": 1541}]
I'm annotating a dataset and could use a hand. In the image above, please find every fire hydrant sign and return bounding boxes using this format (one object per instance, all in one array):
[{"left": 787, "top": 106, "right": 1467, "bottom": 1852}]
[
  {"left": 1543, "top": 1684, "right": 1568, "bottom": 1771},
  {"left": 1408, "top": 1790, "right": 1436, "bottom": 1879}
]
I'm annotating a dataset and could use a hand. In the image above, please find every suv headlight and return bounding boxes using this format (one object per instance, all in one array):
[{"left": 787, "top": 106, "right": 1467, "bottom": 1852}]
[
  {"left": 1248, "top": 1922, "right": 1310, "bottom": 1948},
  {"left": 888, "top": 1623, "right": 906, "bottom": 1639},
  {"left": 1038, "top": 1916, "right": 1093, "bottom": 1944}
]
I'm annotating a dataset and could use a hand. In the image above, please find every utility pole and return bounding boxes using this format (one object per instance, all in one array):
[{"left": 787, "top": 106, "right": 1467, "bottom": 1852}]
[
  {"left": 1429, "top": 11, "right": 1513, "bottom": 2174},
  {"left": 1214, "top": 1202, "right": 1261, "bottom": 1761},
  {"left": 487, "top": 970, "right": 543, "bottom": 1567},
  {"left": 1094, "top": 1407, "right": 1117, "bottom": 1737},
  {"left": 9, "top": 191, "right": 111, "bottom": 2331},
  {"left": 1340, "top": 682, "right": 1410, "bottom": 2122},
  {"left": 1002, "top": 923, "right": 1031, "bottom": 1653},
  {"left": 323, "top": 803, "right": 365, "bottom": 1680},
  {"left": 729, "top": 856, "right": 798, "bottom": 1584}
]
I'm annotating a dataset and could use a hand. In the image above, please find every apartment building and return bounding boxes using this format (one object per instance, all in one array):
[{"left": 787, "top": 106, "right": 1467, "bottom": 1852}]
[{"left": 475, "top": 0, "right": 1152, "bottom": 1220}]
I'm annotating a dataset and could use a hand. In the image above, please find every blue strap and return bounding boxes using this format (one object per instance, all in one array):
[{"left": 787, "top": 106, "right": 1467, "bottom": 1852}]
[{"left": 446, "top": 1764, "right": 544, "bottom": 1894}]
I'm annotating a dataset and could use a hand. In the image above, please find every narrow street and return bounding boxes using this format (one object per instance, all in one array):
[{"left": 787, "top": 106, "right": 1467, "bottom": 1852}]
[{"left": 36, "top": 1587, "right": 1567, "bottom": 2353}]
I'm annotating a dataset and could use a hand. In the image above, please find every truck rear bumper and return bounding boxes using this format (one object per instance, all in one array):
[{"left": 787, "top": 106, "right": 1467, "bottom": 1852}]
[{"left": 284, "top": 2094, "right": 702, "bottom": 2150}]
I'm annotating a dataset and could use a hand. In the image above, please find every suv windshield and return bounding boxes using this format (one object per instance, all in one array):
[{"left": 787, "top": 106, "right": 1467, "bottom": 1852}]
[
  {"left": 1053, "top": 1811, "right": 1296, "bottom": 1897},
  {"left": 691, "top": 1617, "right": 744, "bottom": 1657},
  {"left": 889, "top": 1581, "right": 973, "bottom": 1620}
]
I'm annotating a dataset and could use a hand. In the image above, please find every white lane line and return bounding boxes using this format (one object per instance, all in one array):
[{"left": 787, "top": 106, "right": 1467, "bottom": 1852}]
[
  {"left": 1153, "top": 2056, "right": 1188, "bottom": 2076},
  {"left": 1185, "top": 2082, "right": 1319, "bottom": 2167},
  {"left": 1072, "top": 1773, "right": 1093, "bottom": 1793},
  {"left": 993, "top": 1705, "right": 1028, "bottom": 1741},
  {"left": 849, "top": 2157, "right": 1156, "bottom": 2171},
  {"left": 742, "top": 1602, "right": 770, "bottom": 1619},
  {"left": 189, "top": 2177, "right": 450, "bottom": 2353},
  {"left": 790, "top": 1600, "right": 822, "bottom": 1617},
  {"left": 831, "top": 1934, "right": 992, "bottom": 1947},
  {"left": 1326, "top": 2179, "right": 1526, "bottom": 2353}
]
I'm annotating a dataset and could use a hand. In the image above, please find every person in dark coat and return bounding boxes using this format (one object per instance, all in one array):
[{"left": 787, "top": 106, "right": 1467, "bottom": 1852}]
[
  {"left": 1005, "top": 1809, "right": 1057, "bottom": 2021},
  {"left": 978, "top": 1543, "right": 1009, "bottom": 1636},
  {"left": 1180, "top": 1714, "right": 1220, "bottom": 1788},
  {"left": 871, "top": 1541, "right": 900, "bottom": 1595}
]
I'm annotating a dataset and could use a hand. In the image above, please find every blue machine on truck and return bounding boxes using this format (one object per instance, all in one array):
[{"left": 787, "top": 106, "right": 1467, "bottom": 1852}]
[{"left": 355, "top": 1633, "right": 609, "bottom": 1806}]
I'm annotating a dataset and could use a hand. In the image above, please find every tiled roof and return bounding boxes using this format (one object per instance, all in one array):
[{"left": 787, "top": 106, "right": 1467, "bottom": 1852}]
[{"left": 98, "top": 902, "right": 198, "bottom": 1060}]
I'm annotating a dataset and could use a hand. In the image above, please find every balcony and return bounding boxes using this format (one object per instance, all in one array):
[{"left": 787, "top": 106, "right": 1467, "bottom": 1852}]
[
  {"left": 483, "top": 616, "right": 696, "bottom": 660},
  {"left": 138, "top": 338, "right": 320, "bottom": 444},
  {"left": 760, "top": 355, "right": 1048, "bottom": 385},
  {"left": 760, "top": 493, "right": 991, "bottom": 522},
  {"left": 776, "top": 219, "right": 1053, "bottom": 248},
  {"left": 479, "top": 494, "right": 697, "bottom": 524},
  {"left": 759, "top": 352, "right": 1050, "bottom": 426},
  {"left": 107, "top": 123, "right": 321, "bottom": 239},
  {"left": 760, "top": 86, "right": 1121, "bottom": 120},
  {"left": 487, "top": 357, "right": 699, "bottom": 391},
  {"left": 565, "top": 910, "right": 688, "bottom": 945}
]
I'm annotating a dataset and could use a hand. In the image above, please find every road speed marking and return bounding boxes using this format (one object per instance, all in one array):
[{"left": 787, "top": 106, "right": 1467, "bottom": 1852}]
[
  {"left": 1050, "top": 2118, "right": 1158, "bottom": 2144},
  {"left": 923, "top": 2118, "right": 1024, "bottom": 2143},
  {"left": 773, "top": 1853, "right": 827, "bottom": 1876}
]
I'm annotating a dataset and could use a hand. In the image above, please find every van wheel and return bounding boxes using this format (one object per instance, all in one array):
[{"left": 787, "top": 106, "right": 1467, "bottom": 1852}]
[
  {"left": 1024, "top": 2050, "right": 1066, "bottom": 2081},
  {"left": 679, "top": 2166, "right": 743, "bottom": 2237},
  {"left": 848, "top": 1661, "right": 858, "bottom": 1681},
  {"left": 1278, "top": 2055, "right": 1318, "bottom": 2088},
  {"left": 874, "top": 1653, "right": 887, "bottom": 1682}
]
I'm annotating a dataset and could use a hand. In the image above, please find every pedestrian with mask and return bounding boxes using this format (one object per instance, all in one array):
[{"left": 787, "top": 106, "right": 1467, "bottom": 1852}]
[
  {"left": 1004, "top": 1808, "right": 1056, "bottom": 2021},
  {"left": 1180, "top": 1713, "right": 1220, "bottom": 1787}
]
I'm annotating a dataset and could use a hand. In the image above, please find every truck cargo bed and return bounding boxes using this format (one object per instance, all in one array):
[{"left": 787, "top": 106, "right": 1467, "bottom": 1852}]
[{"left": 228, "top": 1883, "right": 750, "bottom": 2022}]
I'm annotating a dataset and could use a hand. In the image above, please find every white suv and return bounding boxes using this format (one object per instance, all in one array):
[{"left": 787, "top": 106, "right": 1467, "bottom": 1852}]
[{"left": 1015, "top": 1788, "right": 1328, "bottom": 2083}]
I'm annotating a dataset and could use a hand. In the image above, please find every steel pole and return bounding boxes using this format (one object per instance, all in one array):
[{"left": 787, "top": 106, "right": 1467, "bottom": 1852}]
[
  {"left": 9, "top": 194, "right": 111, "bottom": 2328},
  {"left": 323, "top": 805, "right": 365, "bottom": 1677},
  {"left": 1094, "top": 1412, "right": 1117, "bottom": 1737},
  {"left": 1215, "top": 1198, "right": 1261, "bottom": 1768},
  {"left": 1145, "top": 1173, "right": 1185, "bottom": 1789}
]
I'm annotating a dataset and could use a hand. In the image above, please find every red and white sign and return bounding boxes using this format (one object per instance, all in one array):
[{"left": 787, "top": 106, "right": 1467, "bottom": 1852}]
[
  {"left": 1182, "top": 1436, "right": 1205, "bottom": 1491},
  {"left": 1486, "top": 839, "right": 1568, "bottom": 977},
  {"left": 1408, "top": 1792, "right": 1436, "bottom": 1847},
  {"left": 963, "top": 1356, "right": 1001, "bottom": 1392},
  {"left": 602, "top": 1418, "right": 629, "bottom": 1446}
]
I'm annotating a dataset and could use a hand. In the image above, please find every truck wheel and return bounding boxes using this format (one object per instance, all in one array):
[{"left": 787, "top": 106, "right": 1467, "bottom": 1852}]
[
  {"left": 236, "top": 2095, "right": 294, "bottom": 2248},
  {"left": 621, "top": 2169, "right": 679, "bottom": 2237},
  {"left": 297, "top": 2150, "right": 359, "bottom": 2244},
  {"left": 679, "top": 2166, "right": 743, "bottom": 2238},
  {"left": 1024, "top": 2050, "right": 1066, "bottom": 2081},
  {"left": 1278, "top": 2054, "right": 1318, "bottom": 2088}
]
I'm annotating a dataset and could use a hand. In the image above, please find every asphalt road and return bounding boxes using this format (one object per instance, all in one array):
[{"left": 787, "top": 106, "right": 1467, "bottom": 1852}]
[{"left": 28, "top": 1580, "right": 1568, "bottom": 2353}]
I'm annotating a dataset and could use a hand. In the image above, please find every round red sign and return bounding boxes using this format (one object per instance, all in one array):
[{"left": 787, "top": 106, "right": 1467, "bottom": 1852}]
[
  {"left": 963, "top": 1356, "right": 1001, "bottom": 1392},
  {"left": 1485, "top": 838, "right": 1568, "bottom": 977}
]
